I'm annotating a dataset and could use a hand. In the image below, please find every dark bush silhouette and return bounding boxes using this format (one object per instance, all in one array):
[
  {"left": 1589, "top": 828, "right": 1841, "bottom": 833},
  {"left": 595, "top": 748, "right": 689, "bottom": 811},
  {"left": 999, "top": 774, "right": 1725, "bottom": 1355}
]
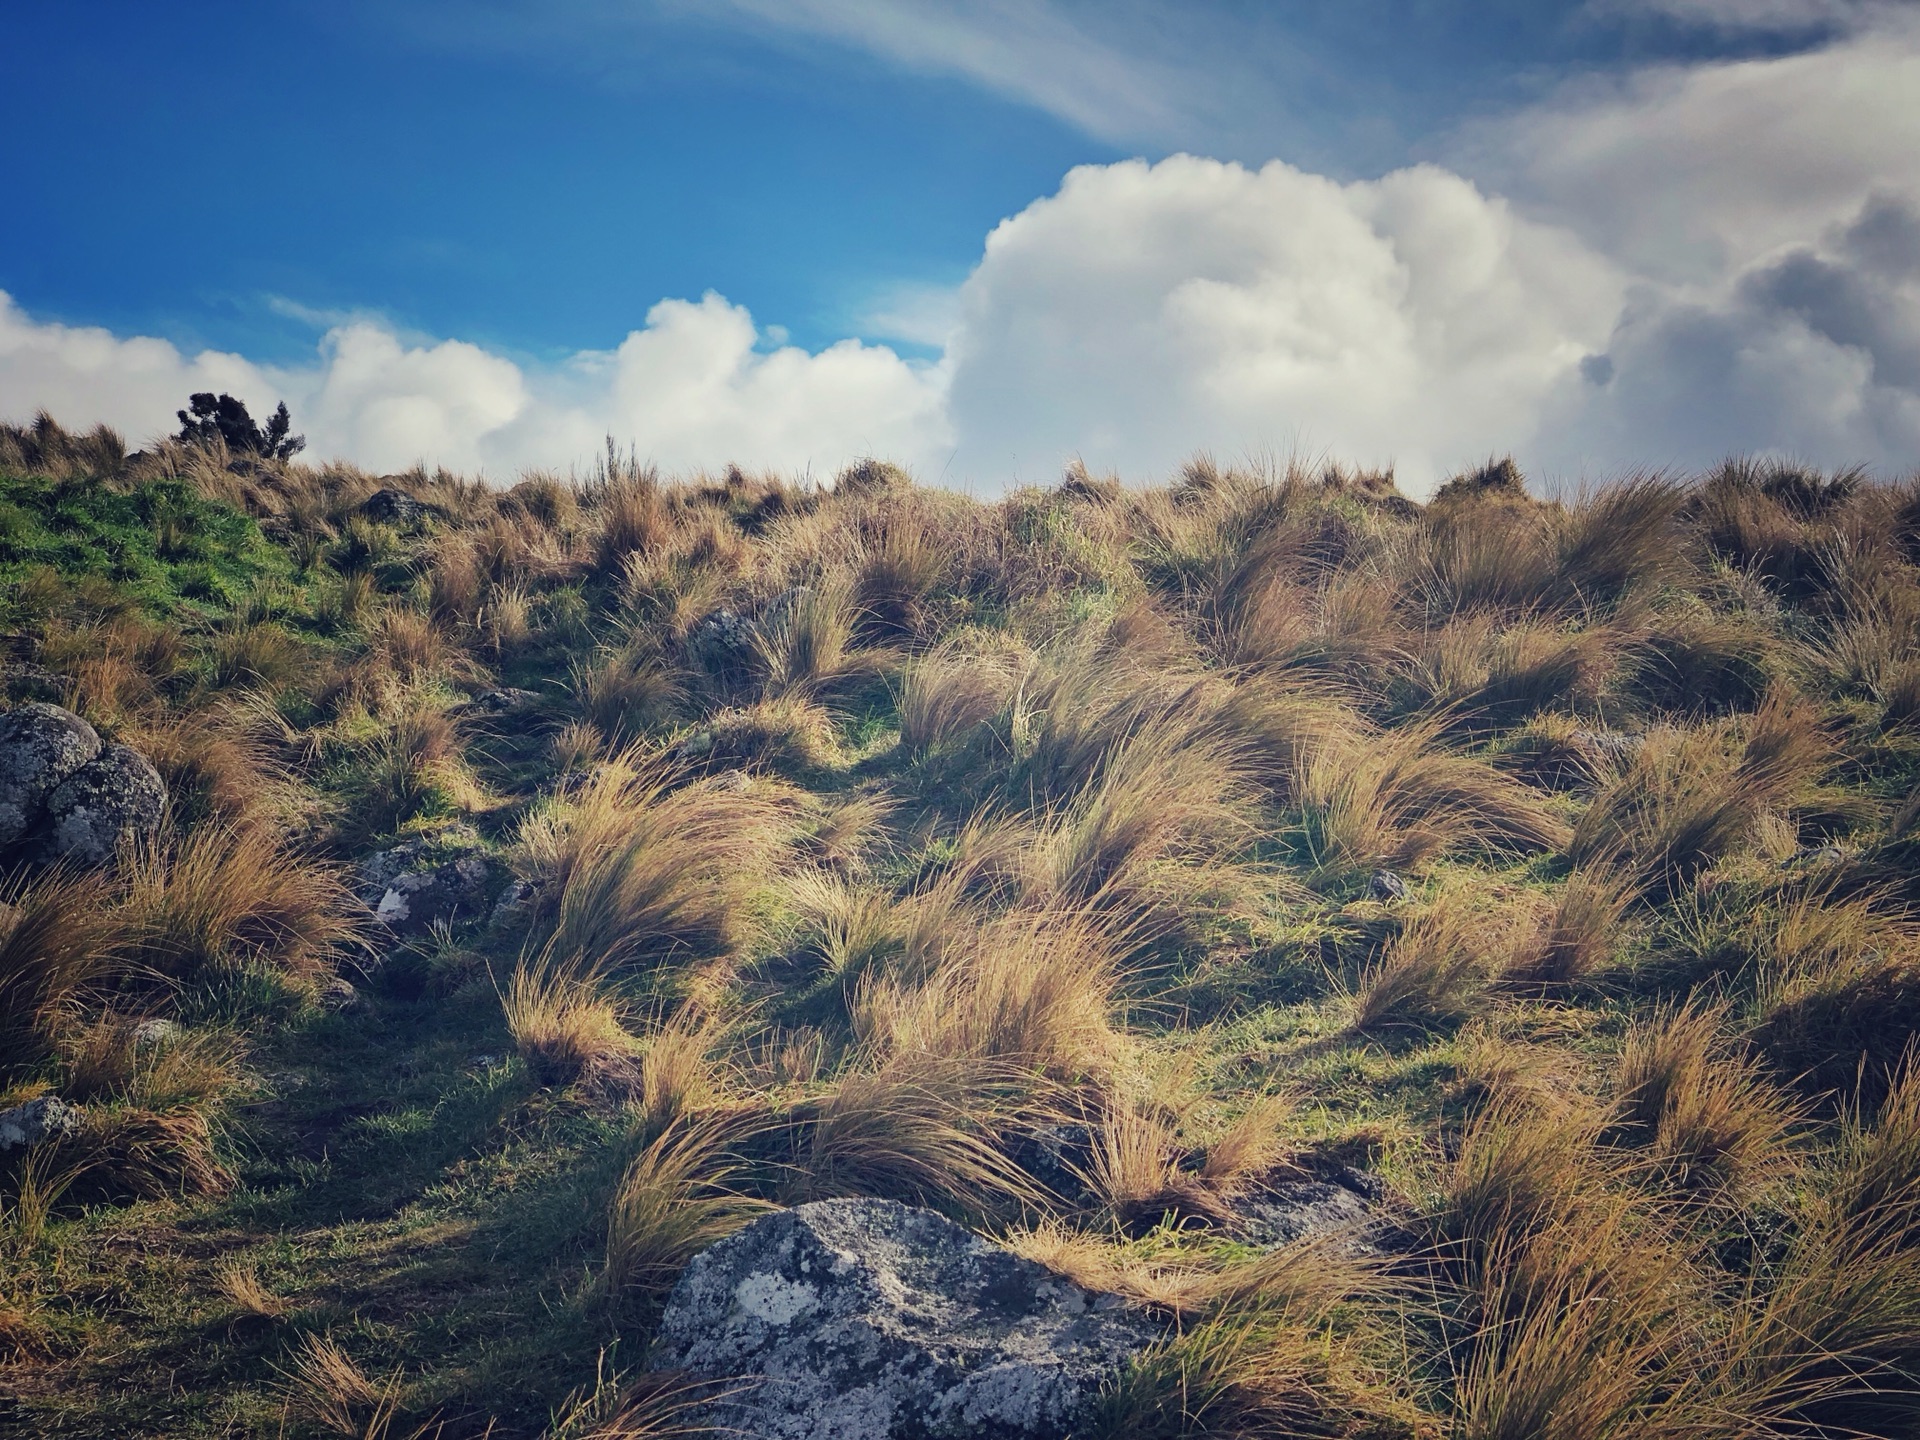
[{"left": 175, "top": 393, "right": 305, "bottom": 461}]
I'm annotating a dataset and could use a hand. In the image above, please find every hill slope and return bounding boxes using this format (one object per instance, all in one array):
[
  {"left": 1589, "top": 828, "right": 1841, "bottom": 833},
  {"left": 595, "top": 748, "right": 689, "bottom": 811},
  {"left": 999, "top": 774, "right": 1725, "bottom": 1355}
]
[{"left": 3, "top": 418, "right": 1920, "bottom": 1438}]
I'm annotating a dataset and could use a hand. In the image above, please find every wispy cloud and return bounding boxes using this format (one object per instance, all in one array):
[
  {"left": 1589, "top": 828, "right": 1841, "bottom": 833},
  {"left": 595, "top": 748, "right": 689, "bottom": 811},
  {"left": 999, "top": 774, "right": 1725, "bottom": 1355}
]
[
  {"left": 1583, "top": 0, "right": 1896, "bottom": 34},
  {"left": 683, "top": 0, "right": 1195, "bottom": 142}
]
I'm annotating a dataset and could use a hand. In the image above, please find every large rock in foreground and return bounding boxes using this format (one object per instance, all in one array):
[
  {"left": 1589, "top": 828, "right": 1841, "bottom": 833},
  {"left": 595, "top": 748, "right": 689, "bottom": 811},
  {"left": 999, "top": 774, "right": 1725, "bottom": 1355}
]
[
  {"left": 0, "top": 702, "right": 102, "bottom": 848},
  {"left": 0, "top": 704, "right": 166, "bottom": 868},
  {"left": 36, "top": 743, "right": 167, "bottom": 867},
  {"left": 654, "top": 1198, "right": 1160, "bottom": 1440}
]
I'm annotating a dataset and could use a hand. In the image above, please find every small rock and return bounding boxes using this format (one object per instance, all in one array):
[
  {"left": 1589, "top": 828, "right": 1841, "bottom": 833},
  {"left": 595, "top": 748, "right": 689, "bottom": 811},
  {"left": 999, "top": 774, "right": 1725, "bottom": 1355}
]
[
  {"left": 488, "top": 877, "right": 538, "bottom": 928},
  {"left": 654, "top": 1198, "right": 1161, "bottom": 1440},
  {"left": 360, "top": 488, "right": 430, "bottom": 525},
  {"left": 687, "top": 607, "right": 757, "bottom": 675},
  {"left": 458, "top": 687, "right": 539, "bottom": 716},
  {"left": 467, "top": 1053, "right": 505, "bottom": 1072},
  {"left": 0, "top": 1095, "right": 80, "bottom": 1153},
  {"left": 759, "top": 584, "right": 815, "bottom": 631},
  {"left": 0, "top": 702, "right": 103, "bottom": 849},
  {"left": 1008, "top": 1124, "right": 1095, "bottom": 1201},
  {"left": 1369, "top": 869, "right": 1409, "bottom": 902},
  {"left": 2, "top": 662, "right": 65, "bottom": 703},
  {"left": 356, "top": 832, "right": 498, "bottom": 934},
  {"left": 35, "top": 743, "right": 167, "bottom": 868},
  {"left": 1783, "top": 844, "right": 1846, "bottom": 869},
  {"left": 133, "top": 1018, "right": 181, "bottom": 1048},
  {"left": 1231, "top": 1177, "right": 1381, "bottom": 1252}
]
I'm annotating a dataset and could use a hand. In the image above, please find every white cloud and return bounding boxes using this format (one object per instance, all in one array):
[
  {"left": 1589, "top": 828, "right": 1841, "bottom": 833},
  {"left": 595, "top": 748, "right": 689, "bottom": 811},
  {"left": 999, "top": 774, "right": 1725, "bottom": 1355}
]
[
  {"left": 0, "top": 289, "right": 949, "bottom": 481},
  {"left": 688, "top": 0, "right": 1192, "bottom": 143},
  {"left": 1464, "top": 16, "right": 1920, "bottom": 282},
  {"left": 943, "top": 156, "right": 1623, "bottom": 489}
]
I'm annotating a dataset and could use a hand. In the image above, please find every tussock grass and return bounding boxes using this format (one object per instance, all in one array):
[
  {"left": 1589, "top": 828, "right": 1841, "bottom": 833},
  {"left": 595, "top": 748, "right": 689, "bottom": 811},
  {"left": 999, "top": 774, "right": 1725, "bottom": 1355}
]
[
  {"left": 1348, "top": 899, "right": 1494, "bottom": 1035},
  {"left": 0, "top": 868, "right": 123, "bottom": 1082},
  {"left": 13, "top": 426, "right": 1920, "bottom": 1438},
  {"left": 1295, "top": 718, "right": 1568, "bottom": 878},
  {"left": 526, "top": 752, "right": 793, "bottom": 975},
  {"left": 501, "top": 952, "right": 634, "bottom": 1088},
  {"left": 1609, "top": 1000, "right": 1800, "bottom": 1195},
  {"left": 600, "top": 1116, "right": 774, "bottom": 1314},
  {"left": 1570, "top": 687, "right": 1830, "bottom": 895},
  {"left": 123, "top": 827, "right": 359, "bottom": 982}
]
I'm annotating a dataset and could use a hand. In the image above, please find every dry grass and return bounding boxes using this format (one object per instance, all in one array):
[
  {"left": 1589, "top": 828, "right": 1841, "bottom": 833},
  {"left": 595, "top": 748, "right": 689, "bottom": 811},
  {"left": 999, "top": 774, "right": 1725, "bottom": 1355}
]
[
  {"left": 0, "top": 868, "right": 123, "bottom": 1082},
  {"left": 122, "top": 827, "right": 359, "bottom": 982},
  {"left": 896, "top": 645, "right": 1025, "bottom": 757},
  {"left": 16, "top": 436, "right": 1920, "bottom": 1437},
  {"left": 1569, "top": 688, "right": 1830, "bottom": 895},
  {"left": 853, "top": 907, "right": 1123, "bottom": 1077},
  {"left": 1348, "top": 900, "right": 1493, "bottom": 1035},
  {"left": 214, "top": 1261, "right": 290, "bottom": 1319},
  {"left": 1501, "top": 871, "right": 1633, "bottom": 989},
  {"left": 599, "top": 1117, "right": 775, "bottom": 1313},
  {"left": 780, "top": 1057, "right": 1038, "bottom": 1209},
  {"left": 542, "top": 760, "right": 792, "bottom": 976},
  {"left": 501, "top": 952, "right": 634, "bottom": 1087},
  {"left": 1608, "top": 1001, "right": 1800, "bottom": 1195},
  {"left": 1295, "top": 719, "right": 1569, "bottom": 879}
]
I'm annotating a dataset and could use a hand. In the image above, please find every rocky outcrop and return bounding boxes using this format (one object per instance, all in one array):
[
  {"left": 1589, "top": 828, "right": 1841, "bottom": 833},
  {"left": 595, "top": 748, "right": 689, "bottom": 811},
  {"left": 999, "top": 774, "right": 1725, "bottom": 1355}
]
[
  {"left": 653, "top": 1198, "right": 1161, "bottom": 1440},
  {"left": 356, "top": 831, "right": 498, "bottom": 934},
  {"left": 0, "top": 704, "right": 166, "bottom": 868},
  {"left": 0, "top": 1095, "right": 80, "bottom": 1153}
]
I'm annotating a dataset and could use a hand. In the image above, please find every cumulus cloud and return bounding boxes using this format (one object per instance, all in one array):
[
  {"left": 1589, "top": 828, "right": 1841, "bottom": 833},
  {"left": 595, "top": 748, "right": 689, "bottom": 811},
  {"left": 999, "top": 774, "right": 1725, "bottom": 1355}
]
[
  {"left": 1467, "top": 15, "right": 1920, "bottom": 281},
  {"left": 1540, "top": 191, "right": 1920, "bottom": 473},
  {"left": 944, "top": 156, "right": 1622, "bottom": 489},
  {"left": 0, "top": 289, "right": 949, "bottom": 480}
]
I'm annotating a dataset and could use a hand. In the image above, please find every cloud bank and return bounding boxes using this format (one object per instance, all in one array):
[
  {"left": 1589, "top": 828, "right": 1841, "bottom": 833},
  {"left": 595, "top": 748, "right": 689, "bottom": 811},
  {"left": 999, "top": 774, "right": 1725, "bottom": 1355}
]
[{"left": 4, "top": 19, "right": 1918, "bottom": 495}]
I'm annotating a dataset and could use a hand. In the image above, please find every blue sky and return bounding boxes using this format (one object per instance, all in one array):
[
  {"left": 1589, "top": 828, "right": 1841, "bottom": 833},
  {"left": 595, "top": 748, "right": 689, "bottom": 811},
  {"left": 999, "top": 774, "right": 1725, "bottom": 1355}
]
[{"left": 3, "top": 1, "right": 1917, "bottom": 492}]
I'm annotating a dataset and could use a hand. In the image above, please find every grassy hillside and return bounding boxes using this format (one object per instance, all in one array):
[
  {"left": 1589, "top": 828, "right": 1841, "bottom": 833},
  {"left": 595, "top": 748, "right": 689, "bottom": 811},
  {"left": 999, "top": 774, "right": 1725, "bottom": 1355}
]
[{"left": 3, "top": 413, "right": 1919, "bottom": 1439}]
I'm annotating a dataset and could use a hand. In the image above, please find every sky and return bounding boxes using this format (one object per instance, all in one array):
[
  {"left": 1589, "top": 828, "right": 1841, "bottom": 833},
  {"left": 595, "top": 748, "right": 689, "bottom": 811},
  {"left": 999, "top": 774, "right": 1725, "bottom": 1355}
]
[{"left": 1, "top": 0, "right": 1917, "bottom": 495}]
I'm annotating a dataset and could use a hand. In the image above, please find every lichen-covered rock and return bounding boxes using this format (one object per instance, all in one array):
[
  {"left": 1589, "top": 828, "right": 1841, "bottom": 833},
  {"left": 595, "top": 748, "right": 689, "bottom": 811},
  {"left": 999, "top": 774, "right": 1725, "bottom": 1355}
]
[
  {"left": 0, "top": 1095, "right": 80, "bottom": 1153},
  {"left": 360, "top": 487, "right": 431, "bottom": 525},
  {"left": 356, "top": 832, "right": 497, "bottom": 933},
  {"left": 458, "top": 687, "right": 539, "bottom": 716},
  {"left": 0, "top": 702, "right": 102, "bottom": 848},
  {"left": 654, "top": 1198, "right": 1161, "bottom": 1440},
  {"left": 36, "top": 743, "right": 166, "bottom": 867},
  {"left": 1369, "top": 869, "right": 1409, "bottom": 902},
  {"left": 687, "top": 607, "right": 757, "bottom": 675},
  {"left": 1232, "top": 1174, "right": 1383, "bottom": 1251}
]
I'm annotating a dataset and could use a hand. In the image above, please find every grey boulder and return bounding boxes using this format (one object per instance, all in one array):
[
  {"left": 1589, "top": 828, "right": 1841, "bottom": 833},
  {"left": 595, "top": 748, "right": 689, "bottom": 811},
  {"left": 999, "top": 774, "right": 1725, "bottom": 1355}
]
[
  {"left": 0, "top": 702, "right": 102, "bottom": 848},
  {"left": 36, "top": 743, "right": 167, "bottom": 867},
  {"left": 687, "top": 607, "right": 758, "bottom": 675},
  {"left": 357, "top": 833, "right": 497, "bottom": 933},
  {"left": 0, "top": 1095, "right": 80, "bottom": 1153},
  {"left": 1232, "top": 1174, "right": 1384, "bottom": 1251},
  {"left": 653, "top": 1198, "right": 1160, "bottom": 1440}
]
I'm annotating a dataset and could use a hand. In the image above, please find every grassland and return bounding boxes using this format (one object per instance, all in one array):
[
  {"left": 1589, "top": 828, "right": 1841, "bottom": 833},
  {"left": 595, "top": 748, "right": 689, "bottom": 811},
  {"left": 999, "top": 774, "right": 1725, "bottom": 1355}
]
[{"left": 2, "top": 411, "right": 1919, "bottom": 1438}]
